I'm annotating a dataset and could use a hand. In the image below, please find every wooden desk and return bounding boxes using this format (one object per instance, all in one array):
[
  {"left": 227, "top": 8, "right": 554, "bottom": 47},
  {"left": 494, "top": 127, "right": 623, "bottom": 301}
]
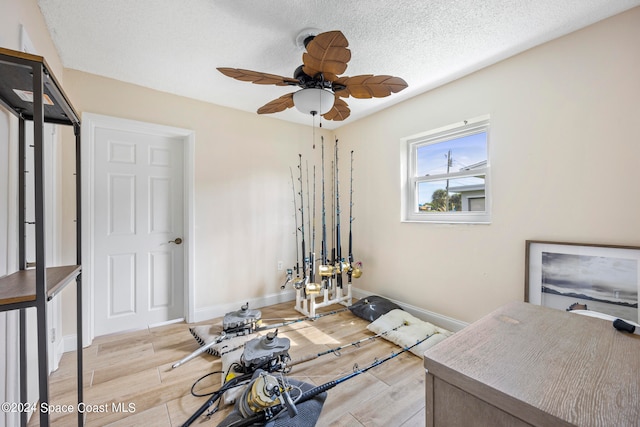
[{"left": 424, "top": 301, "right": 640, "bottom": 426}]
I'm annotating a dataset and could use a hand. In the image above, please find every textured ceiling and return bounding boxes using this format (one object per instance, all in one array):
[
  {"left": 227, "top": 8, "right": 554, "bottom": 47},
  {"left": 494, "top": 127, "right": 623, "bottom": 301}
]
[{"left": 38, "top": 0, "right": 640, "bottom": 129}]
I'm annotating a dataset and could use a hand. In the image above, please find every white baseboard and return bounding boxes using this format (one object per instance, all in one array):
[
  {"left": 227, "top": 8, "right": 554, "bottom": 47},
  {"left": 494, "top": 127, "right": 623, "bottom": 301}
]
[
  {"left": 63, "top": 334, "right": 78, "bottom": 352},
  {"left": 192, "top": 287, "right": 468, "bottom": 332},
  {"left": 51, "top": 336, "right": 65, "bottom": 371},
  {"left": 193, "top": 289, "right": 297, "bottom": 323},
  {"left": 351, "top": 287, "right": 468, "bottom": 332}
]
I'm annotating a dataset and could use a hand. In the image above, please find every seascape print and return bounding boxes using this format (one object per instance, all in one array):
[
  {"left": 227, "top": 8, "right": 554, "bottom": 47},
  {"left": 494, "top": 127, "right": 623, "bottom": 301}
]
[{"left": 541, "top": 252, "right": 638, "bottom": 320}]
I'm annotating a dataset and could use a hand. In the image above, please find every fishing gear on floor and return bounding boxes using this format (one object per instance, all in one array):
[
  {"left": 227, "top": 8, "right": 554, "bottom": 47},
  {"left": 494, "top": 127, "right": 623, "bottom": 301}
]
[
  {"left": 172, "top": 333, "right": 229, "bottom": 369},
  {"left": 251, "top": 306, "right": 349, "bottom": 332},
  {"left": 237, "top": 372, "right": 299, "bottom": 420},
  {"left": 182, "top": 331, "right": 293, "bottom": 427},
  {"left": 174, "top": 306, "right": 350, "bottom": 368},
  {"left": 221, "top": 312, "right": 407, "bottom": 365},
  {"left": 223, "top": 333, "right": 437, "bottom": 427},
  {"left": 222, "top": 303, "right": 263, "bottom": 335},
  {"left": 240, "top": 331, "right": 291, "bottom": 373},
  {"left": 173, "top": 303, "right": 263, "bottom": 369},
  {"left": 181, "top": 372, "right": 254, "bottom": 427},
  {"left": 284, "top": 323, "right": 408, "bottom": 370}
]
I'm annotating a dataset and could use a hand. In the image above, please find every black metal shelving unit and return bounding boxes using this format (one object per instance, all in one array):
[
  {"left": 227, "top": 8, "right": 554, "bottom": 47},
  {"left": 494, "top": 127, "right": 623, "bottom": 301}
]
[{"left": 0, "top": 47, "right": 83, "bottom": 426}]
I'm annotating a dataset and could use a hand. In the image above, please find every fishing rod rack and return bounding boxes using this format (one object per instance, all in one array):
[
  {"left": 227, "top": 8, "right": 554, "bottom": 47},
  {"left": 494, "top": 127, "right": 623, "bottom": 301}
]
[
  {"left": 283, "top": 138, "right": 360, "bottom": 318},
  {"left": 294, "top": 277, "right": 352, "bottom": 318}
]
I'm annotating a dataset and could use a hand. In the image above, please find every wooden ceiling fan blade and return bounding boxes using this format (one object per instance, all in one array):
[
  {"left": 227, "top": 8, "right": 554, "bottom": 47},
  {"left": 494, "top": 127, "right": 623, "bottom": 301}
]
[
  {"left": 257, "top": 93, "right": 295, "bottom": 114},
  {"left": 302, "top": 30, "right": 351, "bottom": 79},
  {"left": 217, "top": 67, "right": 299, "bottom": 86},
  {"left": 334, "top": 75, "right": 408, "bottom": 98},
  {"left": 322, "top": 97, "right": 350, "bottom": 121}
]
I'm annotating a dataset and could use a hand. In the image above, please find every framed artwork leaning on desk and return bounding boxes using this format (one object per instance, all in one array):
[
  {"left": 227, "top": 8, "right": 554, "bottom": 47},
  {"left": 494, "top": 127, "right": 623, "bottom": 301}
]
[{"left": 525, "top": 240, "right": 639, "bottom": 323}]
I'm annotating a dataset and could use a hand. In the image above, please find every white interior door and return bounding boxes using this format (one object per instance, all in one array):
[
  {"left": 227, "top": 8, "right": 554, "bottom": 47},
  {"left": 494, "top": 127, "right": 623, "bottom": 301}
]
[{"left": 93, "top": 126, "right": 184, "bottom": 336}]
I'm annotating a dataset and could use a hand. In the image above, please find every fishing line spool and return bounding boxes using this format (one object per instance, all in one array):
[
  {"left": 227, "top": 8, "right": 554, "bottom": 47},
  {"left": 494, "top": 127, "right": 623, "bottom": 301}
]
[{"left": 238, "top": 372, "right": 298, "bottom": 419}]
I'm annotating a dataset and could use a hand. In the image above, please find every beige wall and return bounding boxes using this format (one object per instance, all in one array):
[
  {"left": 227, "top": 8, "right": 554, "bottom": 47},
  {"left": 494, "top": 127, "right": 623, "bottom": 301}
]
[
  {"left": 336, "top": 7, "right": 640, "bottom": 323},
  {"left": 61, "top": 71, "right": 331, "bottom": 327}
]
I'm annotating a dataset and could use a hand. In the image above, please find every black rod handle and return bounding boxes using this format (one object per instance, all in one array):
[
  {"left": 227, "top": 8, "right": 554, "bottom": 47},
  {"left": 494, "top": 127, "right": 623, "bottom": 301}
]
[{"left": 613, "top": 318, "right": 636, "bottom": 334}]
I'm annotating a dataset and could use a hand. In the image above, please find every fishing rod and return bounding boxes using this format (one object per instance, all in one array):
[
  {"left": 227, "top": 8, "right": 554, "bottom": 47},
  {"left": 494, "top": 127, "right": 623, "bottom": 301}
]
[
  {"left": 312, "top": 166, "right": 316, "bottom": 258},
  {"left": 172, "top": 308, "right": 351, "bottom": 369},
  {"left": 346, "top": 150, "right": 362, "bottom": 283},
  {"left": 284, "top": 323, "right": 407, "bottom": 370},
  {"left": 330, "top": 157, "right": 335, "bottom": 281},
  {"left": 297, "top": 154, "right": 307, "bottom": 286},
  {"left": 181, "top": 372, "right": 253, "bottom": 427},
  {"left": 347, "top": 150, "right": 354, "bottom": 284},
  {"left": 218, "top": 306, "right": 367, "bottom": 360},
  {"left": 226, "top": 333, "right": 437, "bottom": 427},
  {"left": 289, "top": 166, "right": 300, "bottom": 284},
  {"left": 334, "top": 138, "right": 343, "bottom": 288},
  {"left": 262, "top": 306, "right": 350, "bottom": 330},
  {"left": 306, "top": 161, "right": 316, "bottom": 286},
  {"left": 319, "top": 136, "right": 332, "bottom": 288},
  {"left": 306, "top": 161, "right": 311, "bottom": 255}
]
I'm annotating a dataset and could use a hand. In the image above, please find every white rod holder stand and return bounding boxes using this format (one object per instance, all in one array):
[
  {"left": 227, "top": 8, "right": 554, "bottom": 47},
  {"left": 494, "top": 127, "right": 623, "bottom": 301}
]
[{"left": 294, "top": 283, "right": 352, "bottom": 318}]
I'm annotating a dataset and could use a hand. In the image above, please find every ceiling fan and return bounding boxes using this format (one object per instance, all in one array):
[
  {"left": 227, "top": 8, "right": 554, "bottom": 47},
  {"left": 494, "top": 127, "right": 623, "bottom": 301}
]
[{"left": 217, "top": 30, "right": 408, "bottom": 121}]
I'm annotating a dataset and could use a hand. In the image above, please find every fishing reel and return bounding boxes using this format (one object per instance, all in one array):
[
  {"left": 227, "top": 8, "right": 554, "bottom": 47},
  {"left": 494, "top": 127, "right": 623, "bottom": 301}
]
[
  {"left": 281, "top": 268, "right": 307, "bottom": 290},
  {"left": 319, "top": 259, "right": 353, "bottom": 277},
  {"left": 238, "top": 371, "right": 298, "bottom": 420},
  {"left": 281, "top": 269, "right": 294, "bottom": 289},
  {"left": 337, "top": 260, "right": 350, "bottom": 274},
  {"left": 318, "top": 264, "right": 335, "bottom": 277},
  {"left": 239, "top": 330, "right": 291, "bottom": 373},
  {"left": 305, "top": 282, "right": 322, "bottom": 295},
  {"left": 223, "top": 303, "right": 262, "bottom": 335},
  {"left": 349, "top": 261, "right": 363, "bottom": 279}
]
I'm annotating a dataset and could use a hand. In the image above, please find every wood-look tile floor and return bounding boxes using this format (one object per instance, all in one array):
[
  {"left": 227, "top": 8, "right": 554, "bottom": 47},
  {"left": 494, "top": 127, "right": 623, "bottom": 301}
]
[{"left": 29, "top": 302, "right": 425, "bottom": 426}]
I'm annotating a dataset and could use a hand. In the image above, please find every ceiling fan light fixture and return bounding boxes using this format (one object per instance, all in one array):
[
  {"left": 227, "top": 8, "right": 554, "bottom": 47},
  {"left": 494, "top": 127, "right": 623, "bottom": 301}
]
[{"left": 293, "top": 88, "right": 334, "bottom": 115}]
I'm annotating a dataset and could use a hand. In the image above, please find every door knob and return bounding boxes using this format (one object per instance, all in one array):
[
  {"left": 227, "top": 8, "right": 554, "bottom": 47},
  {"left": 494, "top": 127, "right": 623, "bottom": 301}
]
[{"left": 168, "top": 237, "right": 183, "bottom": 245}]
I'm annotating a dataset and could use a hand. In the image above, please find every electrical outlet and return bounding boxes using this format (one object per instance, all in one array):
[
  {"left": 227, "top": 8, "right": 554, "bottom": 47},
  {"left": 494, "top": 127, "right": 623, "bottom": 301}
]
[{"left": 277, "top": 261, "right": 284, "bottom": 271}]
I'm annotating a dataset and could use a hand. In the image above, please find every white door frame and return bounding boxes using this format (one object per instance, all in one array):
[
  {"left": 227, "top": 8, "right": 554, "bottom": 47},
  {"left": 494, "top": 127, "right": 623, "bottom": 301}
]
[{"left": 81, "top": 113, "right": 195, "bottom": 345}]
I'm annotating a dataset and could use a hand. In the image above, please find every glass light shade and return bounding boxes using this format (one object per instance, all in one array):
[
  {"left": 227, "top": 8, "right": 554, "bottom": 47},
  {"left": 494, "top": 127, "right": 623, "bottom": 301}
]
[{"left": 293, "top": 88, "right": 335, "bottom": 115}]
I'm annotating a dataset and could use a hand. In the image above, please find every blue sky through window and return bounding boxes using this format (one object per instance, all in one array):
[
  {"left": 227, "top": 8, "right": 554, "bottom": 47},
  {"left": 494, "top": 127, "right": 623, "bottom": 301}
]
[
  {"left": 416, "top": 132, "right": 487, "bottom": 176},
  {"left": 416, "top": 131, "right": 487, "bottom": 207}
]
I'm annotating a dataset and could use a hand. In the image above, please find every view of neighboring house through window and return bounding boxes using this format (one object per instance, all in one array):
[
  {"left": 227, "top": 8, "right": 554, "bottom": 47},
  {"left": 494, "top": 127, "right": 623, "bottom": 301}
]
[{"left": 402, "top": 115, "right": 490, "bottom": 223}]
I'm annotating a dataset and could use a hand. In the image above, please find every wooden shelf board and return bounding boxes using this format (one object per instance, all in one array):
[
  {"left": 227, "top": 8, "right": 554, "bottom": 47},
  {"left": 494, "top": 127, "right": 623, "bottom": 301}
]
[{"left": 0, "top": 265, "right": 81, "bottom": 306}]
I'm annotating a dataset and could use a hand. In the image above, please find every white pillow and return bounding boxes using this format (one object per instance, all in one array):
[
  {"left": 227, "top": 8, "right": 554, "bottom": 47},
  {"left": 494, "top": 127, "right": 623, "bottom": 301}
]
[{"left": 367, "top": 309, "right": 453, "bottom": 357}]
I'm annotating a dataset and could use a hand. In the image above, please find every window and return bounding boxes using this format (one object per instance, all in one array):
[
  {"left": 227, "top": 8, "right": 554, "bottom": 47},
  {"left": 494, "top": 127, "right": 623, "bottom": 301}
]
[{"left": 401, "top": 115, "right": 490, "bottom": 223}]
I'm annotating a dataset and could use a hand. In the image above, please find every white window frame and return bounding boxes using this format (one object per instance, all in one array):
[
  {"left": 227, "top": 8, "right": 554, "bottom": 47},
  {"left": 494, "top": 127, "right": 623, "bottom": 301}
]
[{"left": 401, "top": 115, "right": 491, "bottom": 224}]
